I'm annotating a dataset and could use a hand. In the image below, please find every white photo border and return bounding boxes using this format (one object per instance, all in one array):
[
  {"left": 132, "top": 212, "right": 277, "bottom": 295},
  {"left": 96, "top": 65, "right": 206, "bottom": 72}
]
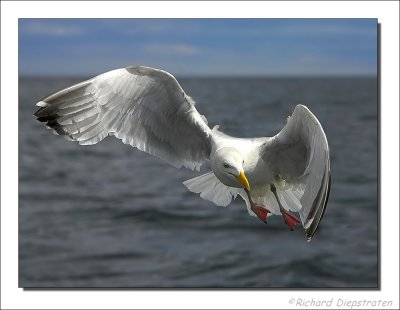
[{"left": 1, "top": 1, "right": 399, "bottom": 309}]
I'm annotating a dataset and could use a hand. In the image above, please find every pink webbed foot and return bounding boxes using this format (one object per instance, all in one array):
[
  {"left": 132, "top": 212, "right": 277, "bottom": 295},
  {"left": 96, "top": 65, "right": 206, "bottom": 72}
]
[
  {"left": 281, "top": 209, "right": 300, "bottom": 231},
  {"left": 251, "top": 204, "right": 270, "bottom": 223}
]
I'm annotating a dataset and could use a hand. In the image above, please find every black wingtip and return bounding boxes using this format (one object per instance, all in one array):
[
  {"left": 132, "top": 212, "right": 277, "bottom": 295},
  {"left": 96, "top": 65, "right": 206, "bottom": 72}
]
[
  {"left": 36, "top": 114, "right": 58, "bottom": 122},
  {"left": 34, "top": 109, "right": 69, "bottom": 136},
  {"left": 305, "top": 170, "right": 331, "bottom": 241},
  {"left": 34, "top": 107, "right": 45, "bottom": 117}
]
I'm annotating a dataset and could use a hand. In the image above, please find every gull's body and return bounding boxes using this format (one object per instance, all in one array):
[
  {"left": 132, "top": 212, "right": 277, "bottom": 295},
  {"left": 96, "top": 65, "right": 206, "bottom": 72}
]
[{"left": 35, "top": 66, "right": 330, "bottom": 241}]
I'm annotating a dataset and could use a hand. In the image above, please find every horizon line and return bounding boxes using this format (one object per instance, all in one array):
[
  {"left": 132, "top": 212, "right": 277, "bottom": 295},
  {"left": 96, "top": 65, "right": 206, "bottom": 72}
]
[{"left": 19, "top": 73, "right": 378, "bottom": 79}]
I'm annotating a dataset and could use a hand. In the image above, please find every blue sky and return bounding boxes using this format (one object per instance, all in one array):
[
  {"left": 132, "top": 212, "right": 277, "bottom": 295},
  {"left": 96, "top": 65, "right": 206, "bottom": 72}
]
[{"left": 19, "top": 19, "right": 377, "bottom": 76}]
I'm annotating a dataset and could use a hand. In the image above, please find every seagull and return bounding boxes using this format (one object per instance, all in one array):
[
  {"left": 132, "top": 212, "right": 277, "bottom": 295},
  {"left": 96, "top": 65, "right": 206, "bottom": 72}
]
[{"left": 34, "top": 66, "right": 330, "bottom": 241}]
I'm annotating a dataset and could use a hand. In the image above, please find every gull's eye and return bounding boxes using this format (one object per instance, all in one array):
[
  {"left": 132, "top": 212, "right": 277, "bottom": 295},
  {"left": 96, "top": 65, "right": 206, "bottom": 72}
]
[{"left": 223, "top": 163, "right": 230, "bottom": 169}]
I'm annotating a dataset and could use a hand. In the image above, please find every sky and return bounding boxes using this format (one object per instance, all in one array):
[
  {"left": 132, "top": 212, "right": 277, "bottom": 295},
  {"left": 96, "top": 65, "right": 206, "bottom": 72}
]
[{"left": 19, "top": 19, "right": 377, "bottom": 77}]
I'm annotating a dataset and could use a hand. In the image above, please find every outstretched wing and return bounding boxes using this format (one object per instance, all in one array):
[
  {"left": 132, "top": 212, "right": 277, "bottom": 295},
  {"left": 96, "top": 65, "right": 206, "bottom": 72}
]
[
  {"left": 263, "top": 105, "right": 331, "bottom": 240},
  {"left": 34, "top": 66, "right": 212, "bottom": 170}
]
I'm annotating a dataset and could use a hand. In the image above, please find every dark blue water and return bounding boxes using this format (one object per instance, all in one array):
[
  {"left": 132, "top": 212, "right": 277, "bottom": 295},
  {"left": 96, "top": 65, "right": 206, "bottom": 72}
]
[{"left": 19, "top": 76, "right": 378, "bottom": 288}]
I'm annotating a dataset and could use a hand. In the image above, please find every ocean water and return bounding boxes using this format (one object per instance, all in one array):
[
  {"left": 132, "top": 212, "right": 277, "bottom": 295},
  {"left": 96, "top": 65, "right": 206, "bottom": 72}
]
[{"left": 19, "top": 76, "right": 378, "bottom": 288}]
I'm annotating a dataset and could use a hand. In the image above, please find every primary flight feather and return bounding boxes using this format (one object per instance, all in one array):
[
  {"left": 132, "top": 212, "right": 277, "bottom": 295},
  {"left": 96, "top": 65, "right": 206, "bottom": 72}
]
[{"left": 34, "top": 66, "right": 331, "bottom": 241}]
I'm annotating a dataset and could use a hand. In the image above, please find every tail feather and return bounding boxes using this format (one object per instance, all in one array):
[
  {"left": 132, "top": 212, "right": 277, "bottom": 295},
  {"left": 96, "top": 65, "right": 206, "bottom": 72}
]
[
  {"left": 281, "top": 189, "right": 302, "bottom": 212},
  {"left": 238, "top": 185, "right": 304, "bottom": 218},
  {"left": 183, "top": 172, "right": 239, "bottom": 207},
  {"left": 183, "top": 173, "right": 307, "bottom": 225}
]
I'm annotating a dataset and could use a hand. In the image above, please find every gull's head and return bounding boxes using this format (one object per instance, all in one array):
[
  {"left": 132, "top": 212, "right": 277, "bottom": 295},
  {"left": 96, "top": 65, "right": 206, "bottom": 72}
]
[{"left": 211, "top": 147, "right": 250, "bottom": 190}]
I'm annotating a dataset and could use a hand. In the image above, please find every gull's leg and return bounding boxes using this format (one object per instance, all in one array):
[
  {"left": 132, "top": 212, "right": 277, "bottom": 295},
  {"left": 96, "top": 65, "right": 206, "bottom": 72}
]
[
  {"left": 270, "top": 184, "right": 300, "bottom": 231},
  {"left": 244, "top": 188, "right": 270, "bottom": 223}
]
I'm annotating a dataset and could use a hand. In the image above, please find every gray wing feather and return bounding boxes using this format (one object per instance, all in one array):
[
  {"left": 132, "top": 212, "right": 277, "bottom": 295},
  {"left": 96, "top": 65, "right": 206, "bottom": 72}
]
[
  {"left": 263, "top": 105, "right": 331, "bottom": 240},
  {"left": 34, "top": 66, "right": 212, "bottom": 170}
]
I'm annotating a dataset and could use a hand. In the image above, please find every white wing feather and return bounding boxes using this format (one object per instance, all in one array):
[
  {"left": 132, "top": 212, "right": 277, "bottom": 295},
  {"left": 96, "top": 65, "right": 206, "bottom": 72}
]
[
  {"left": 183, "top": 172, "right": 241, "bottom": 207},
  {"left": 263, "top": 105, "right": 331, "bottom": 240},
  {"left": 34, "top": 66, "right": 212, "bottom": 170}
]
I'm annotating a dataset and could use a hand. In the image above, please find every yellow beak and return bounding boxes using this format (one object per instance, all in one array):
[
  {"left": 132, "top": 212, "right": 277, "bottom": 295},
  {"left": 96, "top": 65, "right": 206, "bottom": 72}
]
[{"left": 236, "top": 171, "right": 250, "bottom": 191}]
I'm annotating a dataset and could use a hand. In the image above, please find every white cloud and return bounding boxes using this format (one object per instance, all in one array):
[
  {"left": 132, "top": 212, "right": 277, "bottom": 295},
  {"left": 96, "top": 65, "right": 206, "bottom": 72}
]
[
  {"left": 142, "top": 43, "right": 200, "bottom": 55},
  {"left": 20, "top": 21, "right": 86, "bottom": 37},
  {"left": 208, "top": 22, "right": 376, "bottom": 38},
  {"left": 273, "top": 24, "right": 376, "bottom": 37}
]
